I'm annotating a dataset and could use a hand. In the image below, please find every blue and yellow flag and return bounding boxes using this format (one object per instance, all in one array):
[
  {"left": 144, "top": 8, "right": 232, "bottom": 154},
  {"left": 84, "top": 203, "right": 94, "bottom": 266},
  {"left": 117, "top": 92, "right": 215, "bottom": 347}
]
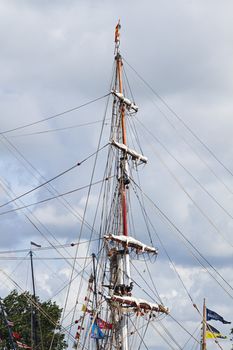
[
  {"left": 206, "top": 308, "right": 231, "bottom": 324},
  {"left": 206, "top": 324, "right": 227, "bottom": 339}
]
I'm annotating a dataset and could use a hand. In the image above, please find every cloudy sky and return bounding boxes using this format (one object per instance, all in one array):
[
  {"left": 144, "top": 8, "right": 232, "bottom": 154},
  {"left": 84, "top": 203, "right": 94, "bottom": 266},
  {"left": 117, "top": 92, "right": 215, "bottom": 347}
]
[{"left": 0, "top": 1, "right": 233, "bottom": 349}]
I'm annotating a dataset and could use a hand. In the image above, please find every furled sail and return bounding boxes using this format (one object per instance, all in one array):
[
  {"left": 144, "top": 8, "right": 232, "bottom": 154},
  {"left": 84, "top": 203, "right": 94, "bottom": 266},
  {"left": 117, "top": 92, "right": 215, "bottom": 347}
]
[
  {"left": 104, "top": 234, "right": 157, "bottom": 254},
  {"left": 111, "top": 139, "right": 148, "bottom": 164},
  {"left": 107, "top": 295, "right": 169, "bottom": 314},
  {"left": 111, "top": 90, "right": 139, "bottom": 112}
]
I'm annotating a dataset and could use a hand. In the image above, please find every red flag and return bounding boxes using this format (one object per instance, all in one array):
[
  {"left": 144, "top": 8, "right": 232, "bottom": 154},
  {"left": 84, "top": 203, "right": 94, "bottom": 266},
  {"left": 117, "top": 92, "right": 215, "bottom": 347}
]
[
  {"left": 13, "top": 332, "right": 21, "bottom": 340},
  {"left": 115, "top": 21, "right": 121, "bottom": 43},
  {"left": 97, "top": 318, "right": 112, "bottom": 330}
]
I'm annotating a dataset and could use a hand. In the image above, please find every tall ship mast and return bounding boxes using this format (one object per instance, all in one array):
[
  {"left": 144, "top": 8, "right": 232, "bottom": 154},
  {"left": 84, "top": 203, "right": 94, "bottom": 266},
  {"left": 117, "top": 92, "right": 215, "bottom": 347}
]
[{"left": 73, "top": 21, "right": 168, "bottom": 350}]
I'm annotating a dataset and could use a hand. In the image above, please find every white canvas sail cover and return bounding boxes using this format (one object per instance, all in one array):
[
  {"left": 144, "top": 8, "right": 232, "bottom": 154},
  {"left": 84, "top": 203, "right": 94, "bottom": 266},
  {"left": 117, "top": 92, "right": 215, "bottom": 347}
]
[
  {"left": 108, "top": 295, "right": 169, "bottom": 314},
  {"left": 111, "top": 140, "right": 148, "bottom": 164},
  {"left": 111, "top": 90, "right": 139, "bottom": 112},
  {"left": 104, "top": 234, "right": 157, "bottom": 254}
]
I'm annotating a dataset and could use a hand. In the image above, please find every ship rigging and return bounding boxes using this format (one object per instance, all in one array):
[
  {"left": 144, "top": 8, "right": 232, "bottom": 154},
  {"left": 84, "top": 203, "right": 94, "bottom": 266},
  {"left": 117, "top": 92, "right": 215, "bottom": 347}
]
[{"left": 71, "top": 21, "right": 169, "bottom": 350}]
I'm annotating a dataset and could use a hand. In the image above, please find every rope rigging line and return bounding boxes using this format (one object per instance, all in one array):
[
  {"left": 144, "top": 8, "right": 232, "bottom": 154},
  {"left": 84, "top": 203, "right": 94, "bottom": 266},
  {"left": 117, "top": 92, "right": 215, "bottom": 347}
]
[
  {"left": 2, "top": 64, "right": 113, "bottom": 347},
  {"left": 25, "top": 213, "right": 93, "bottom": 281},
  {"left": 0, "top": 93, "right": 111, "bottom": 135},
  {"left": 67, "top": 73, "right": 118, "bottom": 347},
  {"left": 133, "top": 171, "right": 155, "bottom": 247},
  {"left": 0, "top": 238, "right": 101, "bottom": 255},
  {"left": 135, "top": 117, "right": 233, "bottom": 244},
  {"left": 34, "top": 250, "right": 75, "bottom": 290},
  {"left": 182, "top": 323, "right": 201, "bottom": 350},
  {"left": 119, "top": 264, "right": 203, "bottom": 345},
  {"left": 123, "top": 57, "right": 233, "bottom": 181},
  {"left": 167, "top": 314, "right": 200, "bottom": 345},
  {"left": 147, "top": 97, "right": 233, "bottom": 197},
  {"left": 0, "top": 134, "right": 100, "bottom": 235},
  {"left": 129, "top": 261, "right": 162, "bottom": 304},
  {"left": 8, "top": 119, "right": 110, "bottom": 138},
  {"left": 47, "top": 260, "right": 93, "bottom": 302},
  {"left": 136, "top": 121, "right": 233, "bottom": 249},
  {"left": 0, "top": 187, "right": 102, "bottom": 328},
  {"left": 0, "top": 256, "right": 92, "bottom": 260},
  {"left": 144, "top": 208, "right": 195, "bottom": 304},
  {"left": 149, "top": 322, "right": 182, "bottom": 350},
  {"left": 132, "top": 75, "right": 233, "bottom": 199},
  {"left": 131, "top": 178, "right": 233, "bottom": 298},
  {"left": 0, "top": 179, "right": 97, "bottom": 279},
  {"left": 127, "top": 318, "right": 150, "bottom": 350},
  {"left": 144, "top": 257, "right": 163, "bottom": 302},
  {"left": 62, "top": 81, "right": 113, "bottom": 341},
  {"left": 158, "top": 320, "right": 185, "bottom": 350},
  {"left": 130, "top": 182, "right": 184, "bottom": 306},
  {"left": 131, "top": 180, "right": 231, "bottom": 326},
  {"left": 127, "top": 115, "right": 144, "bottom": 163},
  {"left": 0, "top": 143, "right": 108, "bottom": 209},
  {"left": 0, "top": 254, "right": 30, "bottom": 293},
  {"left": 0, "top": 177, "right": 111, "bottom": 216}
]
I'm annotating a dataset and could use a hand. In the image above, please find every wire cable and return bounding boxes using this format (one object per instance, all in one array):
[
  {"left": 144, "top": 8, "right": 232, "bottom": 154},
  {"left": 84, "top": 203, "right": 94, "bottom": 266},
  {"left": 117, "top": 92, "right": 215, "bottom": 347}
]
[
  {"left": 0, "top": 143, "right": 108, "bottom": 209},
  {"left": 0, "top": 177, "right": 111, "bottom": 216},
  {"left": 0, "top": 238, "right": 101, "bottom": 255},
  {"left": 0, "top": 93, "right": 110, "bottom": 135},
  {"left": 9, "top": 119, "right": 110, "bottom": 138},
  {"left": 123, "top": 58, "right": 233, "bottom": 181},
  {"left": 0, "top": 133, "right": 100, "bottom": 235},
  {"left": 131, "top": 179, "right": 233, "bottom": 298},
  {"left": 135, "top": 117, "right": 233, "bottom": 245}
]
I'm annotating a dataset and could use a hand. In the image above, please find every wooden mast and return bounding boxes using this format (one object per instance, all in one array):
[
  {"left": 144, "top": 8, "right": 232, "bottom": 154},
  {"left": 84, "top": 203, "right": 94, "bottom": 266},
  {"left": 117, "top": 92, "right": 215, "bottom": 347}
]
[
  {"left": 115, "top": 21, "right": 129, "bottom": 350},
  {"left": 202, "top": 298, "right": 207, "bottom": 350},
  {"left": 115, "top": 20, "right": 128, "bottom": 238}
]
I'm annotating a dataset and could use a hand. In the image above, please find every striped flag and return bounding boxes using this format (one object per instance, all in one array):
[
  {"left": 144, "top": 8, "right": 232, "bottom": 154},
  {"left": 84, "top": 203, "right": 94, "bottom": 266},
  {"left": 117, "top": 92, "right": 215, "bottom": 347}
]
[{"left": 206, "top": 324, "right": 227, "bottom": 339}]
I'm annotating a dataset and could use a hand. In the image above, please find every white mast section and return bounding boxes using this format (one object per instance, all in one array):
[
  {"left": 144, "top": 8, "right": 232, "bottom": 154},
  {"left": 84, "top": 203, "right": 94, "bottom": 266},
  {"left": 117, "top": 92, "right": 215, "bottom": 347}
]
[
  {"left": 111, "top": 90, "right": 139, "bottom": 113},
  {"left": 104, "top": 234, "right": 157, "bottom": 254},
  {"left": 111, "top": 140, "right": 148, "bottom": 164}
]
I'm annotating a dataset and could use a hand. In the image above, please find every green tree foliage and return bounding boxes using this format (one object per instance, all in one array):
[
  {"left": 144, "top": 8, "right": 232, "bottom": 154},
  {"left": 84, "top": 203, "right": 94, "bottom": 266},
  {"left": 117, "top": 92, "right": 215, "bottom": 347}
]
[{"left": 0, "top": 290, "right": 67, "bottom": 350}]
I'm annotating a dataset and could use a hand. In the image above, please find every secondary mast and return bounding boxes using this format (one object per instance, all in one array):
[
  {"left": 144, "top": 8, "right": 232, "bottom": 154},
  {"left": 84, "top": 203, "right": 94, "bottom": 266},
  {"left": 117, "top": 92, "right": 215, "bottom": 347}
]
[{"left": 201, "top": 298, "right": 207, "bottom": 350}]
